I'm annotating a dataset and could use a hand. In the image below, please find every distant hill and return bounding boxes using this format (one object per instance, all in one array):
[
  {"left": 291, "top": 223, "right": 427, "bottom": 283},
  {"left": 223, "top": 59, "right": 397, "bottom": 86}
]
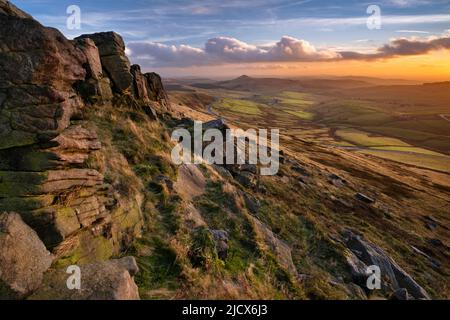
[
  {"left": 215, "top": 75, "right": 303, "bottom": 92},
  {"left": 326, "top": 76, "right": 420, "bottom": 86},
  {"left": 189, "top": 75, "right": 374, "bottom": 92},
  {"left": 341, "top": 82, "right": 450, "bottom": 106}
]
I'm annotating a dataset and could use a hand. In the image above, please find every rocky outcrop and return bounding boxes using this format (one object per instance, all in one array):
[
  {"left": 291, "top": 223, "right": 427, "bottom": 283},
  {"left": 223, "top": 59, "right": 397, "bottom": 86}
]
[
  {"left": 251, "top": 216, "right": 298, "bottom": 277},
  {"left": 0, "top": 0, "right": 169, "bottom": 269},
  {"left": 130, "top": 64, "right": 149, "bottom": 102},
  {"left": 174, "top": 164, "right": 206, "bottom": 200},
  {"left": 0, "top": 0, "right": 31, "bottom": 19},
  {"left": 0, "top": 7, "right": 86, "bottom": 150},
  {"left": 30, "top": 257, "right": 140, "bottom": 300},
  {"left": 343, "top": 231, "right": 430, "bottom": 300},
  {"left": 144, "top": 72, "right": 170, "bottom": 111},
  {"left": 73, "top": 38, "right": 113, "bottom": 102},
  {"left": 74, "top": 33, "right": 170, "bottom": 115},
  {"left": 0, "top": 1, "right": 116, "bottom": 250},
  {"left": 210, "top": 229, "right": 229, "bottom": 260},
  {"left": 0, "top": 212, "right": 53, "bottom": 299},
  {"left": 76, "top": 32, "right": 133, "bottom": 94},
  {"left": 0, "top": 1, "right": 176, "bottom": 300}
]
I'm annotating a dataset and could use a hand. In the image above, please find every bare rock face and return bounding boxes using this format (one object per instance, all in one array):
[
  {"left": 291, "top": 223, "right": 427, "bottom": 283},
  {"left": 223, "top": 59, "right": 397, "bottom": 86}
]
[
  {"left": 174, "top": 164, "right": 206, "bottom": 200},
  {"left": 74, "top": 38, "right": 103, "bottom": 81},
  {"left": 144, "top": 72, "right": 170, "bottom": 111},
  {"left": 75, "top": 33, "right": 169, "bottom": 116},
  {"left": 0, "top": 0, "right": 32, "bottom": 19},
  {"left": 73, "top": 38, "right": 113, "bottom": 102},
  {"left": 343, "top": 231, "right": 430, "bottom": 300},
  {"left": 0, "top": 6, "right": 86, "bottom": 150},
  {"left": 0, "top": 1, "right": 167, "bottom": 300},
  {"left": 0, "top": 212, "right": 53, "bottom": 299},
  {"left": 250, "top": 216, "right": 298, "bottom": 277},
  {"left": 0, "top": 1, "right": 114, "bottom": 250},
  {"left": 130, "top": 64, "right": 149, "bottom": 102},
  {"left": 76, "top": 32, "right": 133, "bottom": 94},
  {"left": 30, "top": 257, "right": 140, "bottom": 300}
]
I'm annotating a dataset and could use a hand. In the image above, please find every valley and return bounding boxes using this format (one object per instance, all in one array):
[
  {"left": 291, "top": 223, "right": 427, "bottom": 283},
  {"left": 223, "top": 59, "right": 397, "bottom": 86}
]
[
  {"left": 165, "top": 76, "right": 450, "bottom": 299},
  {"left": 1, "top": 0, "right": 449, "bottom": 302},
  {"left": 167, "top": 76, "right": 450, "bottom": 173}
]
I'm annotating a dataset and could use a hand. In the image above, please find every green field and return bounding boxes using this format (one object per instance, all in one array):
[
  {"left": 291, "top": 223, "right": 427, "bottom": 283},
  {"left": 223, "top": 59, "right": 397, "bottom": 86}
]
[
  {"left": 277, "top": 91, "right": 315, "bottom": 106},
  {"left": 214, "top": 98, "right": 263, "bottom": 115},
  {"left": 283, "top": 110, "right": 315, "bottom": 120},
  {"left": 335, "top": 129, "right": 411, "bottom": 147},
  {"left": 169, "top": 84, "right": 450, "bottom": 173},
  {"left": 359, "top": 150, "right": 450, "bottom": 173}
]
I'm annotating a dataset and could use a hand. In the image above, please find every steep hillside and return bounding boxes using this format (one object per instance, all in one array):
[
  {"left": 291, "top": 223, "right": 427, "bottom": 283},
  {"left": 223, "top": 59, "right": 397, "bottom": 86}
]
[{"left": 0, "top": 1, "right": 448, "bottom": 300}]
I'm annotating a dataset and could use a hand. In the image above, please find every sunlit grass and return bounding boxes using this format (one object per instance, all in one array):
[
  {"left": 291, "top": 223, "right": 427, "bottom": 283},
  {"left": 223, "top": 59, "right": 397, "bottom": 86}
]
[
  {"left": 335, "top": 129, "right": 410, "bottom": 147},
  {"left": 359, "top": 150, "right": 450, "bottom": 173},
  {"left": 214, "top": 98, "right": 263, "bottom": 115},
  {"left": 370, "top": 146, "right": 443, "bottom": 156},
  {"left": 283, "top": 110, "right": 315, "bottom": 120}
]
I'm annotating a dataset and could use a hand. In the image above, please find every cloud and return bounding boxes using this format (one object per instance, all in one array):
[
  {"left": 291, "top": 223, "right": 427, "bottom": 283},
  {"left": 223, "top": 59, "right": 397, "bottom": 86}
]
[
  {"left": 396, "top": 30, "right": 430, "bottom": 34},
  {"left": 128, "top": 35, "right": 450, "bottom": 68},
  {"left": 385, "top": 0, "right": 444, "bottom": 7},
  {"left": 128, "top": 42, "right": 207, "bottom": 66},
  {"left": 340, "top": 36, "right": 450, "bottom": 60},
  {"left": 128, "top": 35, "right": 340, "bottom": 67}
]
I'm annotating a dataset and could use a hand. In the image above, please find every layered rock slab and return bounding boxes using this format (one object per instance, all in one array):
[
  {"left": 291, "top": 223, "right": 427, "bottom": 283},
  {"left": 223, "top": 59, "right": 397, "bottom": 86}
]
[
  {"left": 0, "top": 1, "right": 115, "bottom": 251},
  {"left": 0, "top": 212, "right": 53, "bottom": 299},
  {"left": 76, "top": 32, "right": 133, "bottom": 93},
  {"left": 30, "top": 257, "right": 140, "bottom": 300}
]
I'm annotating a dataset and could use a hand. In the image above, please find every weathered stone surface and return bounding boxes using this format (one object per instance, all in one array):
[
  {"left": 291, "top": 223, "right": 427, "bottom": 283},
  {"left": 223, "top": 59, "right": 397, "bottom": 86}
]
[
  {"left": 0, "top": 3, "right": 113, "bottom": 250},
  {"left": 210, "top": 229, "right": 229, "bottom": 260},
  {"left": 251, "top": 216, "right": 298, "bottom": 277},
  {"left": 174, "top": 164, "right": 206, "bottom": 200},
  {"left": 30, "top": 257, "right": 140, "bottom": 300},
  {"left": 0, "top": 2, "right": 164, "bottom": 298},
  {"left": 130, "top": 64, "right": 149, "bottom": 101},
  {"left": 0, "top": 5, "right": 86, "bottom": 149},
  {"left": 73, "top": 38, "right": 103, "bottom": 80},
  {"left": 76, "top": 32, "right": 133, "bottom": 93},
  {"left": 235, "top": 171, "right": 258, "bottom": 189},
  {"left": 73, "top": 37, "right": 114, "bottom": 102},
  {"left": 390, "top": 288, "right": 410, "bottom": 300},
  {"left": 97, "top": 77, "right": 114, "bottom": 101},
  {"left": 343, "top": 230, "right": 430, "bottom": 300},
  {"left": 0, "top": 0, "right": 32, "bottom": 19},
  {"left": 243, "top": 192, "right": 260, "bottom": 215},
  {"left": 50, "top": 125, "right": 101, "bottom": 164},
  {"left": 144, "top": 72, "right": 170, "bottom": 111},
  {"left": 0, "top": 212, "right": 53, "bottom": 299}
]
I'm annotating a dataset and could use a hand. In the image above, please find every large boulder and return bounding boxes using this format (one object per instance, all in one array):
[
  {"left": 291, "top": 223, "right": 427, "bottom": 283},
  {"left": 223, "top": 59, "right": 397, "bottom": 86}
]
[
  {"left": 210, "top": 229, "right": 229, "bottom": 260},
  {"left": 144, "top": 72, "right": 170, "bottom": 111},
  {"left": 0, "top": 2, "right": 87, "bottom": 150},
  {"left": 0, "top": 0, "right": 32, "bottom": 19},
  {"left": 250, "top": 216, "right": 298, "bottom": 277},
  {"left": 76, "top": 32, "right": 133, "bottom": 93},
  {"left": 0, "top": 212, "right": 53, "bottom": 299},
  {"left": 343, "top": 230, "right": 430, "bottom": 300},
  {"left": 0, "top": 2, "right": 114, "bottom": 251},
  {"left": 130, "top": 64, "right": 149, "bottom": 102},
  {"left": 73, "top": 38, "right": 103, "bottom": 81},
  {"left": 174, "top": 164, "right": 206, "bottom": 200},
  {"left": 30, "top": 257, "right": 140, "bottom": 300},
  {"left": 73, "top": 38, "right": 113, "bottom": 102}
]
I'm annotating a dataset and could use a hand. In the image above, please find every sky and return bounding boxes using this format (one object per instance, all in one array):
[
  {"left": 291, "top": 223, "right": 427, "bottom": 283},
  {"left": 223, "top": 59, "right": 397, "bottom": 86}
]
[{"left": 11, "top": 0, "right": 450, "bottom": 80}]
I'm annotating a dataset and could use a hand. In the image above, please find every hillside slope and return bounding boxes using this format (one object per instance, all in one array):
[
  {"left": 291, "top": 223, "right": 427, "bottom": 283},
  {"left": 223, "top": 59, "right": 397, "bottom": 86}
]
[{"left": 0, "top": 1, "right": 448, "bottom": 300}]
